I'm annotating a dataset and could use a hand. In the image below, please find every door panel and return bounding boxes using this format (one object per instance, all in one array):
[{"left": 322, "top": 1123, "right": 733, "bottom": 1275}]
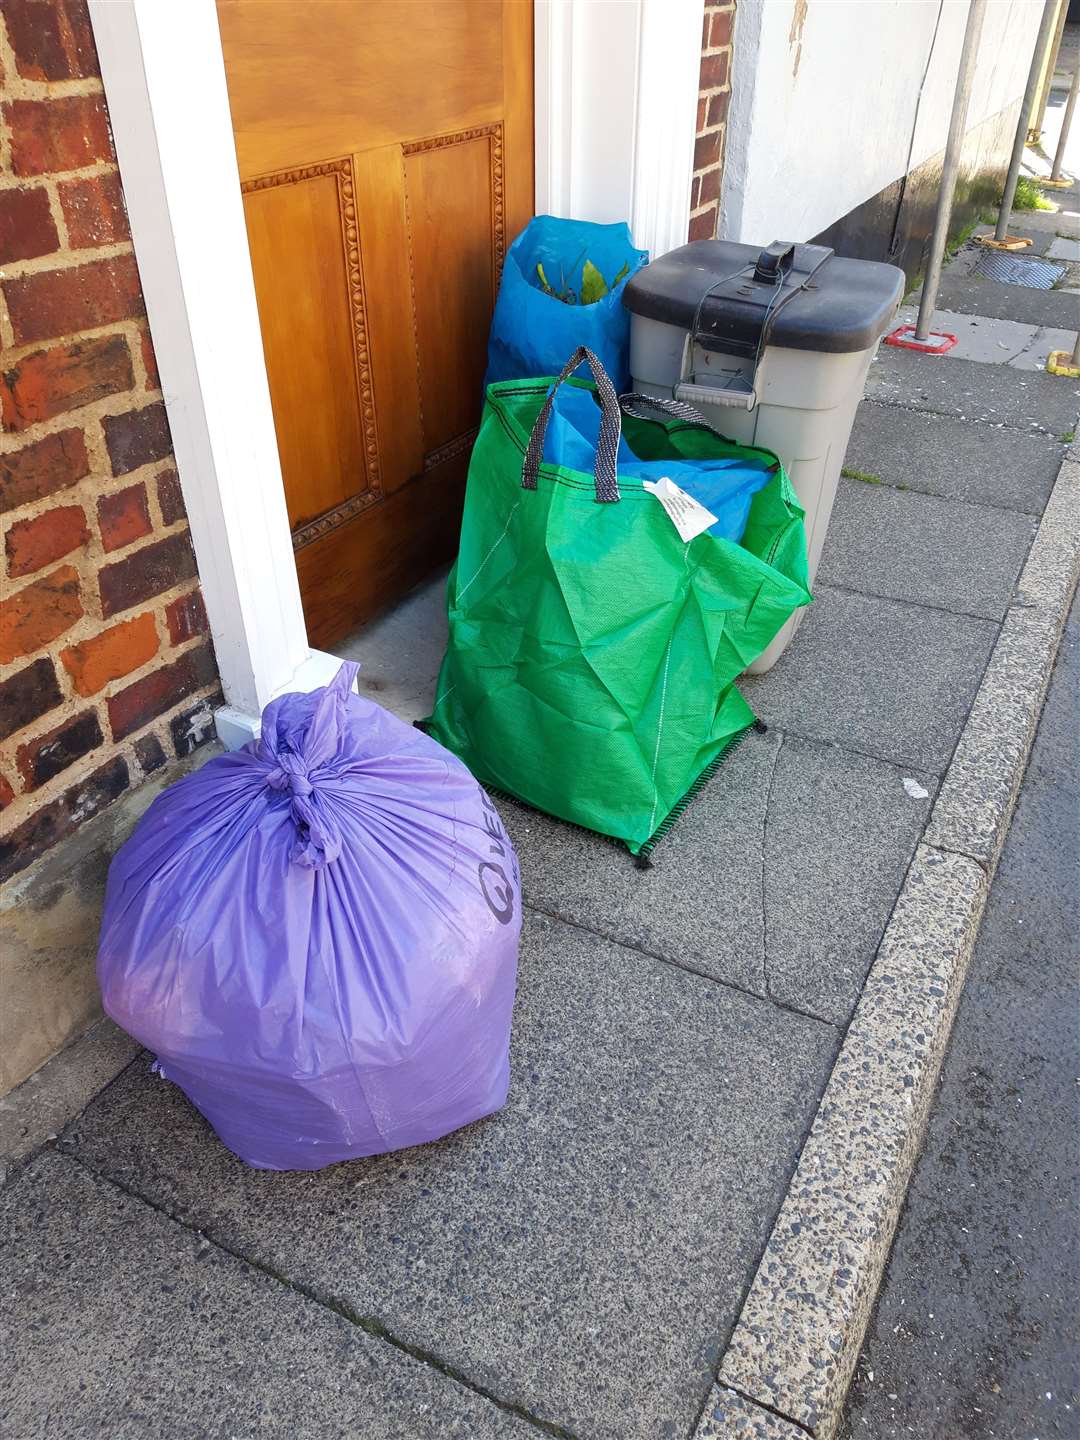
[
  {"left": 217, "top": 0, "right": 534, "bottom": 647},
  {"left": 404, "top": 129, "right": 501, "bottom": 459},
  {"left": 242, "top": 164, "right": 374, "bottom": 538}
]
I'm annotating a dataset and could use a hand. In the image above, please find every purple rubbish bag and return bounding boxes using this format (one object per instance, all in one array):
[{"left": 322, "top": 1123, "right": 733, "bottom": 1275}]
[{"left": 97, "top": 662, "right": 520, "bottom": 1171}]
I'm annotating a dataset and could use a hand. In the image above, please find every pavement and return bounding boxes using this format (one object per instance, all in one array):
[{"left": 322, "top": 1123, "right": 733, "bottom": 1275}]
[
  {"left": 2, "top": 146, "right": 1079, "bottom": 1440},
  {"left": 840, "top": 83, "right": 1080, "bottom": 1440},
  {"left": 841, "top": 592, "right": 1079, "bottom": 1440}
]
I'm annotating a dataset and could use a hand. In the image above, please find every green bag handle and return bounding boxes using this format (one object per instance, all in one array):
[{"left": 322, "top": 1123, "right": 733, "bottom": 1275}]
[
  {"left": 617, "top": 391, "right": 721, "bottom": 431},
  {"left": 619, "top": 391, "right": 783, "bottom": 473},
  {"left": 522, "top": 345, "right": 622, "bottom": 503}
]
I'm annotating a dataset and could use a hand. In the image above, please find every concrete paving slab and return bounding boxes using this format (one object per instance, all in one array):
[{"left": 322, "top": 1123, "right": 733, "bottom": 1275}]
[
  {"left": 864, "top": 347, "right": 1080, "bottom": 436},
  {"left": 925, "top": 459, "right": 1080, "bottom": 868},
  {"left": 67, "top": 911, "right": 838, "bottom": 1440},
  {"left": 760, "top": 736, "right": 933, "bottom": 1024},
  {"left": 819, "top": 478, "right": 1037, "bottom": 620},
  {"left": 742, "top": 586, "right": 998, "bottom": 774},
  {"left": 1000, "top": 207, "right": 1078, "bottom": 237},
  {"left": 695, "top": 1386, "right": 807, "bottom": 1438},
  {"left": 894, "top": 305, "right": 1039, "bottom": 364},
  {"left": 1047, "top": 234, "right": 1080, "bottom": 260},
  {"left": 844, "top": 402, "right": 1066, "bottom": 514},
  {"left": 0, "top": 1018, "right": 139, "bottom": 1163},
  {"left": 0, "top": 1150, "right": 535, "bottom": 1440},
  {"left": 496, "top": 730, "right": 931, "bottom": 1024},
  {"left": 1010, "top": 324, "right": 1080, "bottom": 371},
  {"left": 500, "top": 726, "right": 779, "bottom": 1001},
  {"left": 928, "top": 272, "right": 1080, "bottom": 327},
  {"left": 337, "top": 569, "right": 448, "bottom": 723}
]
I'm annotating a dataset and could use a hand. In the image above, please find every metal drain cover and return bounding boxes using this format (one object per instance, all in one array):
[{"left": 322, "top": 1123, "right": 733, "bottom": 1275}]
[{"left": 972, "top": 250, "right": 1066, "bottom": 289}]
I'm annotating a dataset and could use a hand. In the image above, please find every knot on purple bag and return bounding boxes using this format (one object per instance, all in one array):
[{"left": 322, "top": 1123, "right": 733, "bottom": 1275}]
[
  {"left": 264, "top": 760, "right": 341, "bottom": 869},
  {"left": 266, "top": 767, "right": 314, "bottom": 800}
]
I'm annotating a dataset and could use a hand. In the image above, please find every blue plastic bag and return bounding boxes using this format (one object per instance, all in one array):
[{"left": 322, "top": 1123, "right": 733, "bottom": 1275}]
[
  {"left": 543, "top": 383, "right": 772, "bottom": 545},
  {"left": 485, "top": 216, "right": 647, "bottom": 392},
  {"left": 97, "top": 662, "right": 521, "bottom": 1172}
]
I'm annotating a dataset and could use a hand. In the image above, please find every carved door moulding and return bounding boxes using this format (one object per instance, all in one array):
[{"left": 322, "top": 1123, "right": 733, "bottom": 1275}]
[
  {"left": 402, "top": 123, "right": 505, "bottom": 473},
  {"left": 240, "top": 156, "right": 381, "bottom": 550}
]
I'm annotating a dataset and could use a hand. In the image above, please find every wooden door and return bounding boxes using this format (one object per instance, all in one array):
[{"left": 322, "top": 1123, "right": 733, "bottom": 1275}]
[{"left": 216, "top": 1, "right": 534, "bottom": 647}]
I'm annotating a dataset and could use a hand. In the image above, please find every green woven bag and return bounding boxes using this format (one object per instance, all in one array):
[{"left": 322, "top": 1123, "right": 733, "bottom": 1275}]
[{"left": 426, "top": 347, "right": 811, "bottom": 857}]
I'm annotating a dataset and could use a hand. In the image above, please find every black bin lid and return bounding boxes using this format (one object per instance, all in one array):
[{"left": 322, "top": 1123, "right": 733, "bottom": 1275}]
[{"left": 622, "top": 239, "right": 905, "bottom": 356}]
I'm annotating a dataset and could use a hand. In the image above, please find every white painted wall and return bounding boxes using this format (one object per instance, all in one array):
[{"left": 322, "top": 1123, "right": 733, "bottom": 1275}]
[
  {"left": 721, "top": 0, "right": 1044, "bottom": 244},
  {"left": 535, "top": 0, "right": 704, "bottom": 258}
]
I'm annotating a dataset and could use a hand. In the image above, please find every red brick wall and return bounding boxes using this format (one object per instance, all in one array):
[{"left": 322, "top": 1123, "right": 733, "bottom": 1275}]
[
  {"left": 0, "top": 0, "right": 219, "bottom": 885},
  {"left": 689, "top": 0, "right": 736, "bottom": 242}
]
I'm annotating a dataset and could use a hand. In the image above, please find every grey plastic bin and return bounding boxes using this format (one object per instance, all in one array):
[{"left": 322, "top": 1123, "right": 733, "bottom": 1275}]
[{"left": 623, "top": 240, "right": 904, "bottom": 671}]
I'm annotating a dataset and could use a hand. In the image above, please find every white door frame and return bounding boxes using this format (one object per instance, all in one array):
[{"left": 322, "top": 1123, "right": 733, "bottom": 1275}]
[{"left": 88, "top": 0, "right": 702, "bottom": 747}]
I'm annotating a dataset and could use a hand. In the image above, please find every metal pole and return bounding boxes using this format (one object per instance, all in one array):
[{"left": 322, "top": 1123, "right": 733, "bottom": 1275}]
[
  {"left": 1050, "top": 54, "right": 1080, "bottom": 181},
  {"left": 915, "top": 0, "right": 988, "bottom": 341},
  {"left": 995, "top": 0, "right": 1060, "bottom": 240},
  {"left": 1030, "top": 0, "right": 1068, "bottom": 141}
]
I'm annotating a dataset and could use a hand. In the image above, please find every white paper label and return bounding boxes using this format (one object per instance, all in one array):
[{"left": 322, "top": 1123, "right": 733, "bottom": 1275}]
[{"left": 642, "top": 476, "right": 718, "bottom": 543}]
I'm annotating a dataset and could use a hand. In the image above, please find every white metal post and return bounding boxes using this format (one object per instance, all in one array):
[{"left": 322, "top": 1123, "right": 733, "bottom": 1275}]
[
  {"left": 915, "top": 0, "right": 988, "bottom": 342},
  {"left": 995, "top": 0, "right": 1060, "bottom": 240},
  {"left": 1049, "top": 56, "right": 1079, "bottom": 181}
]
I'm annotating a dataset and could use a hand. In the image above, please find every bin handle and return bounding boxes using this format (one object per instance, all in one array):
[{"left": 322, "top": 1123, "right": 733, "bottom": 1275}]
[
  {"left": 522, "top": 345, "right": 622, "bottom": 503},
  {"left": 753, "top": 242, "right": 796, "bottom": 286}
]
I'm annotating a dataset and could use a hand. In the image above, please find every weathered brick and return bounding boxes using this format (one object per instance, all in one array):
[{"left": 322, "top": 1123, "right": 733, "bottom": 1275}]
[
  {"left": 133, "top": 731, "right": 166, "bottom": 775},
  {"left": 0, "top": 428, "right": 88, "bottom": 513},
  {"left": 5, "top": 95, "right": 112, "bottom": 178},
  {"left": 16, "top": 708, "right": 103, "bottom": 791},
  {"left": 164, "top": 587, "right": 208, "bottom": 645},
  {"left": 0, "top": 564, "right": 82, "bottom": 664},
  {"left": 698, "top": 166, "right": 722, "bottom": 206},
  {"left": 60, "top": 611, "right": 158, "bottom": 696},
  {"left": 102, "top": 401, "right": 172, "bottom": 476},
  {"left": 97, "top": 480, "right": 151, "bottom": 553},
  {"left": 690, "top": 175, "right": 701, "bottom": 211},
  {"left": 696, "top": 95, "right": 707, "bottom": 133},
  {"left": 5, "top": 502, "right": 88, "bottom": 577},
  {"left": 698, "top": 50, "right": 729, "bottom": 92},
  {"left": 170, "top": 691, "right": 220, "bottom": 758},
  {"left": 140, "top": 329, "right": 160, "bottom": 391},
  {"left": 0, "top": 185, "right": 59, "bottom": 265},
  {"left": 4, "top": 0, "right": 99, "bottom": 82},
  {"left": 0, "top": 755, "right": 128, "bottom": 885},
  {"left": 694, "top": 129, "right": 722, "bottom": 172},
  {"left": 107, "top": 642, "right": 215, "bottom": 740},
  {"left": 0, "top": 773, "right": 14, "bottom": 809},
  {"left": 3, "top": 254, "right": 145, "bottom": 346},
  {"left": 689, "top": 205, "right": 718, "bottom": 242},
  {"left": 0, "top": 657, "right": 63, "bottom": 741},
  {"left": 707, "top": 92, "right": 730, "bottom": 128},
  {"left": 156, "top": 469, "right": 185, "bottom": 526},
  {"left": 708, "top": 8, "right": 733, "bottom": 47},
  {"left": 1, "top": 334, "right": 134, "bottom": 432},
  {"left": 98, "top": 531, "right": 196, "bottom": 617},
  {"left": 58, "top": 170, "right": 128, "bottom": 248}
]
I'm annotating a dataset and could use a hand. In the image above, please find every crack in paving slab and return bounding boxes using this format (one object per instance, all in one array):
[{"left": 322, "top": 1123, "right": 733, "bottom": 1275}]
[
  {"left": 67, "top": 1152, "right": 580, "bottom": 1439},
  {"left": 3, "top": 1149, "right": 550, "bottom": 1440},
  {"left": 758, "top": 732, "right": 783, "bottom": 1009}
]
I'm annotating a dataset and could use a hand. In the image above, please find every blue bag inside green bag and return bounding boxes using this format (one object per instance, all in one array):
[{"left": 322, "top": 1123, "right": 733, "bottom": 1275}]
[
  {"left": 543, "top": 383, "right": 773, "bottom": 545},
  {"left": 485, "top": 216, "right": 647, "bottom": 392}
]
